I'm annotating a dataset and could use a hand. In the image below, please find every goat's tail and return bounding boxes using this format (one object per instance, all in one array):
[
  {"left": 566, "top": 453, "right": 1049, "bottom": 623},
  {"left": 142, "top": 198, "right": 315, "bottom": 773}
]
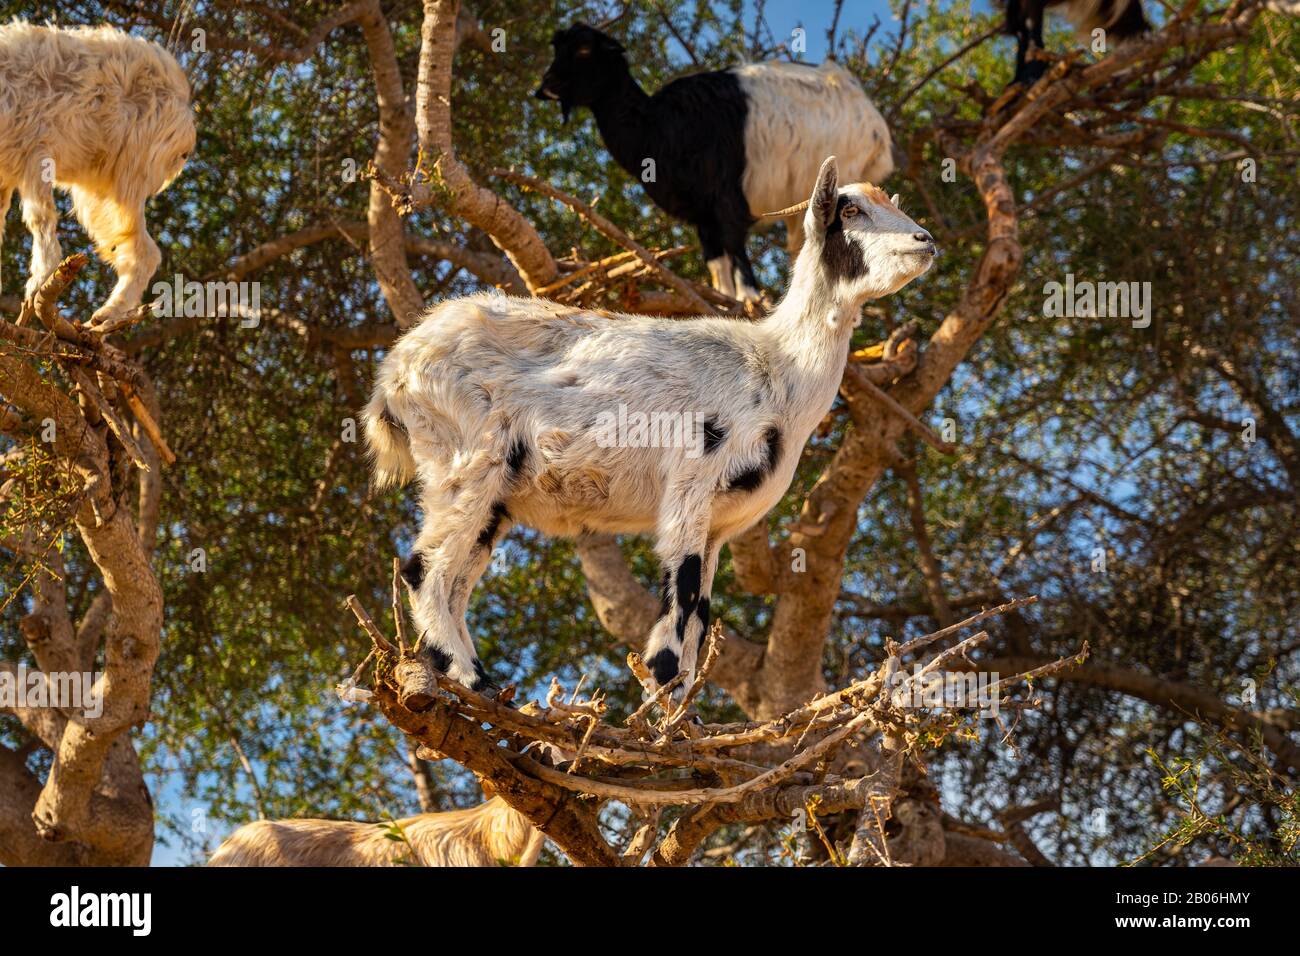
[{"left": 363, "top": 386, "right": 416, "bottom": 489}]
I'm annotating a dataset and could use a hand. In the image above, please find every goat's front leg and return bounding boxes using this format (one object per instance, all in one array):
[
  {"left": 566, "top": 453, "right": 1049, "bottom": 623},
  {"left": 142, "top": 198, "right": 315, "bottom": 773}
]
[
  {"left": 644, "top": 487, "right": 716, "bottom": 704},
  {"left": 19, "top": 159, "right": 61, "bottom": 300},
  {"left": 697, "top": 220, "right": 737, "bottom": 300},
  {"left": 402, "top": 447, "right": 520, "bottom": 696},
  {"left": 1012, "top": 0, "right": 1050, "bottom": 86},
  {"left": 71, "top": 189, "right": 161, "bottom": 324},
  {"left": 721, "top": 221, "right": 763, "bottom": 306},
  {"left": 676, "top": 543, "right": 722, "bottom": 686}
]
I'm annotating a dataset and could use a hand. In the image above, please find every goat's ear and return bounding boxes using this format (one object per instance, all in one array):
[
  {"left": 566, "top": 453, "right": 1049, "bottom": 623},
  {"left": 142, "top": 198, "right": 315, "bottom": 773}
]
[
  {"left": 811, "top": 156, "right": 839, "bottom": 231},
  {"left": 890, "top": 193, "right": 901, "bottom": 207}
]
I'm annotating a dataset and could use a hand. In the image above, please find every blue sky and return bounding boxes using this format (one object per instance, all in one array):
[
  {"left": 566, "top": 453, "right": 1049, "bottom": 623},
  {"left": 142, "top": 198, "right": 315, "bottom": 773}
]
[{"left": 759, "top": 0, "right": 899, "bottom": 59}]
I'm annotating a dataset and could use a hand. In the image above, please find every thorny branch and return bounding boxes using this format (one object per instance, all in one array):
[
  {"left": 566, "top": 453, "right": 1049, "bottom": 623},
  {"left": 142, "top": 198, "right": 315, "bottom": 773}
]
[{"left": 346, "top": 572, "right": 1074, "bottom": 865}]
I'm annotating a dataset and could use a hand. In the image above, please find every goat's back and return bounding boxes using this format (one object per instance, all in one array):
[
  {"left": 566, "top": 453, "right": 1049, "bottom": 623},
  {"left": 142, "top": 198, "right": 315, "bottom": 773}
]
[
  {"left": 735, "top": 60, "right": 893, "bottom": 217},
  {"left": 0, "top": 20, "right": 193, "bottom": 194},
  {"left": 208, "top": 797, "right": 542, "bottom": 867}
]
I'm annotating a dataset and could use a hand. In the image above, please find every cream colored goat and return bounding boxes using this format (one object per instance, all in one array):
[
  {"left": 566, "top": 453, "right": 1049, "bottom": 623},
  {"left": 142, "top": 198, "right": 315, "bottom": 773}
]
[
  {"left": 207, "top": 797, "right": 545, "bottom": 867},
  {"left": 0, "top": 20, "right": 194, "bottom": 322}
]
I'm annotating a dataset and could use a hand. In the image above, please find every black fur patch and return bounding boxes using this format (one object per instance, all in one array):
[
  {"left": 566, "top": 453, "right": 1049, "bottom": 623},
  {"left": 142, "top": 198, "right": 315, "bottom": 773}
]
[
  {"left": 544, "top": 31, "right": 761, "bottom": 294},
  {"left": 647, "top": 647, "right": 680, "bottom": 687},
  {"left": 821, "top": 195, "right": 867, "bottom": 283},
  {"left": 423, "top": 643, "right": 452, "bottom": 674},
  {"left": 476, "top": 502, "right": 510, "bottom": 548},
  {"left": 506, "top": 437, "right": 529, "bottom": 478},
  {"left": 471, "top": 659, "right": 490, "bottom": 692},
  {"left": 727, "top": 425, "right": 783, "bottom": 492},
  {"left": 703, "top": 419, "right": 727, "bottom": 454},
  {"left": 673, "top": 554, "right": 702, "bottom": 640},
  {"left": 659, "top": 569, "right": 672, "bottom": 618},
  {"left": 400, "top": 551, "right": 425, "bottom": 590}
]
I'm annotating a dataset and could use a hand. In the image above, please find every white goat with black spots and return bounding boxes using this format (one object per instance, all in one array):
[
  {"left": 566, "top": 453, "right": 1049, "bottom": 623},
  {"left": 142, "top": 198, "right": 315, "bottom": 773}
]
[
  {"left": 0, "top": 21, "right": 194, "bottom": 322},
  {"left": 364, "top": 157, "right": 935, "bottom": 703}
]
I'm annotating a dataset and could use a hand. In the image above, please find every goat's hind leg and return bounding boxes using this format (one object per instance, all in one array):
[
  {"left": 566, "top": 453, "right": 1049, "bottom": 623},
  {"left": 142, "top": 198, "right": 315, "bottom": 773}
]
[
  {"left": 401, "top": 445, "right": 520, "bottom": 702},
  {"left": 19, "top": 158, "right": 61, "bottom": 300},
  {"left": 72, "top": 189, "right": 161, "bottom": 324},
  {"left": 446, "top": 527, "right": 509, "bottom": 695}
]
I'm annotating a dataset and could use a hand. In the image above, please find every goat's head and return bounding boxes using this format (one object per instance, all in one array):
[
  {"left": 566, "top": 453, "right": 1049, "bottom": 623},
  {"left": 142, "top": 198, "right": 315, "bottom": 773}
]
[
  {"left": 150, "top": 103, "right": 196, "bottom": 194},
  {"left": 534, "top": 23, "right": 627, "bottom": 121},
  {"left": 772, "top": 156, "right": 937, "bottom": 302}
]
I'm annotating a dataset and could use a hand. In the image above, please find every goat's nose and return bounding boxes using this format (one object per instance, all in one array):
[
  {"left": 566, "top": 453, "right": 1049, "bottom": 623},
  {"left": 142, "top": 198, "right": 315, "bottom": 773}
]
[{"left": 913, "top": 231, "right": 932, "bottom": 244}]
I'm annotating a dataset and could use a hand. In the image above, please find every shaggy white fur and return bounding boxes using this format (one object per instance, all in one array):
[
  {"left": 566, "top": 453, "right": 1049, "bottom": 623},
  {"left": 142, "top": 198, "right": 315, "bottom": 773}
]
[
  {"left": 208, "top": 796, "right": 544, "bottom": 867},
  {"left": 736, "top": 60, "right": 894, "bottom": 258},
  {"left": 365, "top": 157, "right": 935, "bottom": 698},
  {"left": 0, "top": 20, "right": 193, "bottom": 322}
]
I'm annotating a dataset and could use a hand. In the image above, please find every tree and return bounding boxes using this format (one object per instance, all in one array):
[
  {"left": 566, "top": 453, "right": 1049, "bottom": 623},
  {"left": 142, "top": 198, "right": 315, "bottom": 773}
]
[{"left": 2, "top": 0, "right": 1295, "bottom": 867}]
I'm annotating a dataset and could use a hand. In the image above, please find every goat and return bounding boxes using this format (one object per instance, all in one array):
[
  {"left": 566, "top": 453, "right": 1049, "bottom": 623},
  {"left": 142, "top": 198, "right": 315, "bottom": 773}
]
[
  {"left": 534, "top": 23, "right": 893, "bottom": 304},
  {"left": 0, "top": 20, "right": 194, "bottom": 323},
  {"left": 363, "top": 156, "right": 935, "bottom": 703},
  {"left": 207, "top": 796, "right": 545, "bottom": 867},
  {"left": 1001, "top": 2, "right": 1150, "bottom": 85},
  {"left": 1004, "top": 1, "right": 1300, "bottom": 85}
]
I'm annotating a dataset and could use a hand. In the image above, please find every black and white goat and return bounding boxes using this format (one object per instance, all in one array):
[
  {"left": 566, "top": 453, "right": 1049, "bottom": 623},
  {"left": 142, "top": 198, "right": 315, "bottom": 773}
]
[
  {"left": 534, "top": 23, "right": 893, "bottom": 304},
  {"left": 363, "top": 157, "right": 935, "bottom": 702},
  {"left": 1002, "top": 2, "right": 1150, "bottom": 85}
]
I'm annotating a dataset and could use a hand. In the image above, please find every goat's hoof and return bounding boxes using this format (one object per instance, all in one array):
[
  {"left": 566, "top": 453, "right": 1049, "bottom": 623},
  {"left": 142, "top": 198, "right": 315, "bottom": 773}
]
[
  {"left": 89, "top": 304, "right": 126, "bottom": 326},
  {"left": 395, "top": 658, "right": 440, "bottom": 712}
]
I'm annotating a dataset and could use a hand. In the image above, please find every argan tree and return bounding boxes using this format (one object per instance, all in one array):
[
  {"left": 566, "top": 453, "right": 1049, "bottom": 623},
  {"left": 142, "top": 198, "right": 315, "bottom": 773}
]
[{"left": 2, "top": 0, "right": 1295, "bottom": 866}]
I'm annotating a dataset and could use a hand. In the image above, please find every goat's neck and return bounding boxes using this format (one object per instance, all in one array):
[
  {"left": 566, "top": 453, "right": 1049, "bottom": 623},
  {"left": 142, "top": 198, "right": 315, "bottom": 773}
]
[
  {"left": 588, "top": 72, "right": 654, "bottom": 176},
  {"left": 761, "top": 265, "right": 863, "bottom": 418}
]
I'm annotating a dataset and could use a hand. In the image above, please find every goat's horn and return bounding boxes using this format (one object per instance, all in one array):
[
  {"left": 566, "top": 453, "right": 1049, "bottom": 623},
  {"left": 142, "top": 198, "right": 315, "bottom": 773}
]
[{"left": 758, "top": 199, "right": 810, "bottom": 219}]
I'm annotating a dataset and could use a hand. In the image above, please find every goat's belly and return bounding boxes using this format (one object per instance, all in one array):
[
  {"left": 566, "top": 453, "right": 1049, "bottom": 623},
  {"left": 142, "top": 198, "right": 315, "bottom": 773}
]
[
  {"left": 506, "top": 458, "right": 663, "bottom": 538},
  {"left": 509, "top": 493, "right": 658, "bottom": 538}
]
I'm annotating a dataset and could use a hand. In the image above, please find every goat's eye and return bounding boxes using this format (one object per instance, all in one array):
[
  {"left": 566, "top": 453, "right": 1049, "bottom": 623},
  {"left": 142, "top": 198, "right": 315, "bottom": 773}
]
[
  {"left": 576, "top": 45, "right": 592, "bottom": 57},
  {"left": 842, "top": 204, "right": 860, "bottom": 219}
]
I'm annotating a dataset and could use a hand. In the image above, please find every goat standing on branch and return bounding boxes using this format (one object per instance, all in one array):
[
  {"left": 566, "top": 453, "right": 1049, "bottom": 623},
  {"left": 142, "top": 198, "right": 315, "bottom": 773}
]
[
  {"left": 534, "top": 23, "right": 894, "bottom": 303},
  {"left": 364, "top": 157, "right": 935, "bottom": 705},
  {"left": 0, "top": 21, "right": 194, "bottom": 323},
  {"left": 208, "top": 797, "right": 544, "bottom": 867},
  {"left": 1001, "top": 1, "right": 1149, "bottom": 85}
]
